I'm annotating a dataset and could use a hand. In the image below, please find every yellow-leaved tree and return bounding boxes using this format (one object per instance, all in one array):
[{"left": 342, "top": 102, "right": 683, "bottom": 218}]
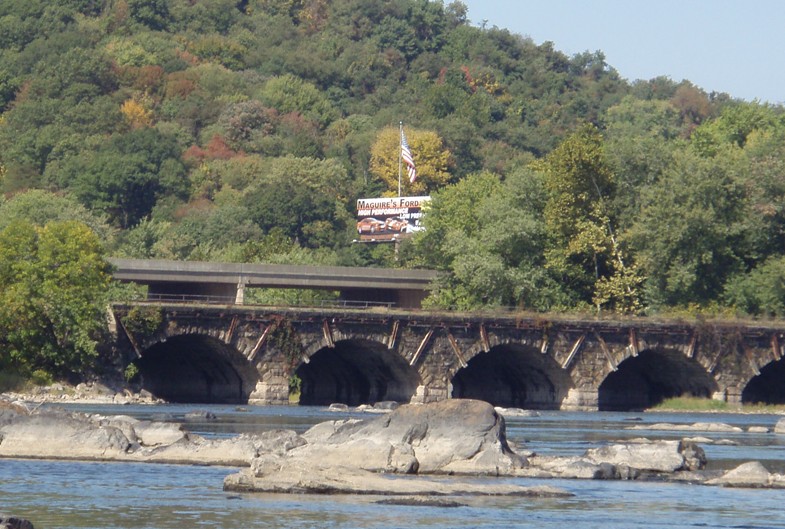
[
  {"left": 369, "top": 126, "right": 451, "bottom": 196},
  {"left": 120, "top": 98, "right": 153, "bottom": 129}
]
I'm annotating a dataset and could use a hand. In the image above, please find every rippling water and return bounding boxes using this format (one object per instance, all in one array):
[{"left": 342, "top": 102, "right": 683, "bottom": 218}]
[{"left": 2, "top": 404, "right": 785, "bottom": 529}]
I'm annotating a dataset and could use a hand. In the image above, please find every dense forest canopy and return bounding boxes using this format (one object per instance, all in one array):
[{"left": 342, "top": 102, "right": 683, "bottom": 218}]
[{"left": 1, "top": 0, "right": 785, "bottom": 344}]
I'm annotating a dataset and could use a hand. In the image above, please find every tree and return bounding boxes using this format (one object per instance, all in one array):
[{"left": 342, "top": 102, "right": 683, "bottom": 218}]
[
  {"left": 242, "top": 156, "right": 351, "bottom": 248},
  {"left": 724, "top": 256, "right": 785, "bottom": 317},
  {"left": 628, "top": 149, "right": 749, "bottom": 309},
  {"left": 535, "top": 123, "right": 642, "bottom": 312},
  {"left": 413, "top": 170, "right": 566, "bottom": 310},
  {"left": 64, "top": 128, "right": 188, "bottom": 228},
  {"left": 369, "top": 126, "right": 451, "bottom": 196},
  {"left": 0, "top": 220, "right": 111, "bottom": 379},
  {"left": 128, "top": 0, "right": 171, "bottom": 30},
  {"left": 0, "top": 189, "right": 116, "bottom": 245},
  {"left": 258, "top": 74, "right": 337, "bottom": 128}
]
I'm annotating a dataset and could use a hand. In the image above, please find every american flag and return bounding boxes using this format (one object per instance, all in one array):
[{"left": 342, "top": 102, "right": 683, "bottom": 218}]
[{"left": 401, "top": 129, "right": 417, "bottom": 183}]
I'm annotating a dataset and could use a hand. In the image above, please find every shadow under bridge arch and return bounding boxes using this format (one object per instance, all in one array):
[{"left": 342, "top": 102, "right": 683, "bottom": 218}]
[
  {"left": 450, "top": 345, "right": 573, "bottom": 409},
  {"left": 742, "top": 357, "right": 785, "bottom": 405},
  {"left": 598, "top": 348, "right": 717, "bottom": 411},
  {"left": 133, "top": 334, "right": 260, "bottom": 404},
  {"left": 296, "top": 339, "right": 422, "bottom": 406}
]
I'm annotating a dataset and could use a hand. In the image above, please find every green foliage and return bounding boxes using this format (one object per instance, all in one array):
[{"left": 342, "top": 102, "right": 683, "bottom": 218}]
[
  {"left": 242, "top": 156, "right": 351, "bottom": 248},
  {"left": 0, "top": 189, "right": 116, "bottom": 244},
  {"left": 122, "top": 305, "right": 163, "bottom": 336},
  {"left": 724, "top": 256, "right": 785, "bottom": 317},
  {"left": 533, "top": 123, "right": 649, "bottom": 313},
  {"left": 0, "top": 220, "right": 111, "bottom": 379},
  {"left": 651, "top": 396, "right": 730, "bottom": 412},
  {"left": 257, "top": 74, "right": 337, "bottom": 128},
  {"left": 128, "top": 0, "right": 171, "bottom": 31},
  {"left": 63, "top": 128, "right": 188, "bottom": 228},
  {"left": 414, "top": 170, "right": 567, "bottom": 310},
  {"left": 628, "top": 149, "right": 750, "bottom": 309},
  {"left": 288, "top": 373, "right": 301, "bottom": 402},
  {"left": 123, "top": 362, "right": 140, "bottom": 383},
  {"left": 0, "top": 0, "right": 782, "bottom": 318},
  {"left": 269, "top": 319, "right": 302, "bottom": 373}
]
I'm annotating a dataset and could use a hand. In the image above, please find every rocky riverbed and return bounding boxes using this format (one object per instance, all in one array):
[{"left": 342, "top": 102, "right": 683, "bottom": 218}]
[{"left": 4, "top": 394, "right": 785, "bottom": 496}]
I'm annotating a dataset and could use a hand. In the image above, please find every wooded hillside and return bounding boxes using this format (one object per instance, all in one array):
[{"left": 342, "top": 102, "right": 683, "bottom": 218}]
[{"left": 2, "top": 0, "right": 785, "bottom": 318}]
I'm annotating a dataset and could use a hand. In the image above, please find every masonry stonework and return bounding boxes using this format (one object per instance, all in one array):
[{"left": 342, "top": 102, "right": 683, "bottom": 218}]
[{"left": 110, "top": 304, "right": 785, "bottom": 409}]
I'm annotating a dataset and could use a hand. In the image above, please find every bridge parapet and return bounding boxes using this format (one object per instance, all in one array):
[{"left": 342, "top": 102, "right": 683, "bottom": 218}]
[{"left": 109, "top": 302, "right": 785, "bottom": 409}]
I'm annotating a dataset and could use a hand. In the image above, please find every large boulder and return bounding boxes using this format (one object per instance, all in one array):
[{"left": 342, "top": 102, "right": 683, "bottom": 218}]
[
  {"left": 225, "top": 400, "right": 534, "bottom": 494},
  {"left": 707, "top": 461, "right": 785, "bottom": 488},
  {"left": 298, "top": 399, "right": 525, "bottom": 475}
]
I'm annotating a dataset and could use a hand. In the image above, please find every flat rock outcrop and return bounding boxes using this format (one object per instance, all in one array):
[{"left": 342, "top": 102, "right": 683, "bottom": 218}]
[
  {"left": 0, "top": 402, "right": 260, "bottom": 466},
  {"left": 627, "top": 422, "right": 743, "bottom": 433},
  {"left": 520, "top": 439, "right": 705, "bottom": 480}
]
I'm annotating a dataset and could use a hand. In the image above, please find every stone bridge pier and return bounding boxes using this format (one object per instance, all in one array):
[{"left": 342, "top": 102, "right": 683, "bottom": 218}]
[{"left": 109, "top": 304, "right": 785, "bottom": 410}]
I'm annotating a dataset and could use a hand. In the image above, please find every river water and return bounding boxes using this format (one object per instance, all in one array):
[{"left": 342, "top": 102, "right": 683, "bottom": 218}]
[{"left": 3, "top": 404, "right": 785, "bottom": 529}]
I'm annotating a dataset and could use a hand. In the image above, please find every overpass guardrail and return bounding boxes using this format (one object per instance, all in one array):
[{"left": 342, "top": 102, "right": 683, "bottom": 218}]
[{"left": 137, "top": 293, "right": 395, "bottom": 309}]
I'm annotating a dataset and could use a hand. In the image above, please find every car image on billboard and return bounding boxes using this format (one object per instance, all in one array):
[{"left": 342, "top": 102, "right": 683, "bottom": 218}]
[{"left": 356, "top": 217, "right": 386, "bottom": 234}]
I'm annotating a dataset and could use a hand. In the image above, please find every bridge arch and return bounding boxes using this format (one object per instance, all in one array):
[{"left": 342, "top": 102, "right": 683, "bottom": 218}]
[
  {"left": 132, "top": 334, "right": 259, "bottom": 404},
  {"left": 742, "top": 357, "right": 785, "bottom": 405},
  {"left": 598, "top": 348, "right": 718, "bottom": 411},
  {"left": 295, "top": 339, "right": 421, "bottom": 406},
  {"left": 450, "top": 344, "right": 573, "bottom": 409}
]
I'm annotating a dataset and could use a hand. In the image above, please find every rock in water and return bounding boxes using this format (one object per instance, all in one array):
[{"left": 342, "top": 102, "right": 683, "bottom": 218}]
[
  {"left": 775, "top": 418, "right": 785, "bottom": 435},
  {"left": 707, "top": 461, "right": 777, "bottom": 488},
  {"left": 224, "top": 399, "right": 544, "bottom": 496},
  {"left": 300, "top": 399, "right": 525, "bottom": 475},
  {"left": 0, "top": 515, "right": 35, "bottom": 529},
  {"left": 583, "top": 439, "right": 706, "bottom": 473}
]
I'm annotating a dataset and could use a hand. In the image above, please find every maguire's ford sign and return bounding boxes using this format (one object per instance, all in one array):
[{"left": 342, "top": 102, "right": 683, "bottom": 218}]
[{"left": 355, "top": 196, "right": 431, "bottom": 242}]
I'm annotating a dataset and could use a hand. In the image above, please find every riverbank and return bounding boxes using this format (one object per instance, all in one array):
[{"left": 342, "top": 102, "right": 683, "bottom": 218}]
[
  {"left": 1, "top": 381, "right": 160, "bottom": 406},
  {"left": 8, "top": 383, "right": 785, "bottom": 415}
]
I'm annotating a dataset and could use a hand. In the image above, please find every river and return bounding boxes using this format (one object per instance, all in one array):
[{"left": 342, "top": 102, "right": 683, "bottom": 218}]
[{"left": 3, "top": 404, "right": 785, "bottom": 529}]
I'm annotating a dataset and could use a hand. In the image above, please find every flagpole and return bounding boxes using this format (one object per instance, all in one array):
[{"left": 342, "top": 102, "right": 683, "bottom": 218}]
[{"left": 398, "top": 121, "right": 403, "bottom": 197}]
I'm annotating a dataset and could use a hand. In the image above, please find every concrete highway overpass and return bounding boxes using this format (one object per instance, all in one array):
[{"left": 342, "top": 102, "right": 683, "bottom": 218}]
[{"left": 109, "top": 258, "right": 438, "bottom": 308}]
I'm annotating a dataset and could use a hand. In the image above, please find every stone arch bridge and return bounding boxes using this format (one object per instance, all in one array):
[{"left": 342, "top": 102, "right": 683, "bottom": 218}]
[{"left": 109, "top": 303, "right": 785, "bottom": 411}]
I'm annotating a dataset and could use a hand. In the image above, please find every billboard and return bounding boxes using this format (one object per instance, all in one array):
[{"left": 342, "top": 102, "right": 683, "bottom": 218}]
[{"left": 355, "top": 196, "right": 431, "bottom": 242}]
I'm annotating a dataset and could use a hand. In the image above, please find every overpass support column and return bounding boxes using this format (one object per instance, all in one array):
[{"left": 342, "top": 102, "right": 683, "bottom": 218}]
[
  {"left": 235, "top": 279, "right": 247, "bottom": 305},
  {"left": 561, "top": 387, "right": 599, "bottom": 411}
]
